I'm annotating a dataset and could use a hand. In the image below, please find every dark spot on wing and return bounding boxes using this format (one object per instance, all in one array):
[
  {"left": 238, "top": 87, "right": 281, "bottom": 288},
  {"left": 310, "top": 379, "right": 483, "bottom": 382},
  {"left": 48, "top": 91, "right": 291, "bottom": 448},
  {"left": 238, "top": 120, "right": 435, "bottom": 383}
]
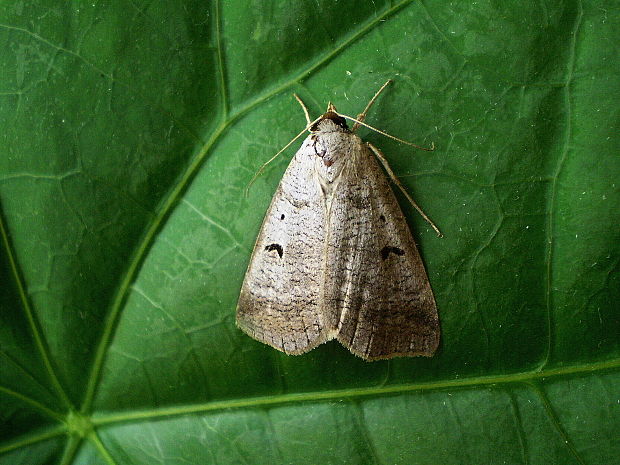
[
  {"left": 280, "top": 214, "right": 285, "bottom": 220},
  {"left": 379, "top": 214, "right": 386, "bottom": 222},
  {"left": 265, "top": 243, "right": 284, "bottom": 258},
  {"left": 380, "top": 246, "right": 405, "bottom": 260}
]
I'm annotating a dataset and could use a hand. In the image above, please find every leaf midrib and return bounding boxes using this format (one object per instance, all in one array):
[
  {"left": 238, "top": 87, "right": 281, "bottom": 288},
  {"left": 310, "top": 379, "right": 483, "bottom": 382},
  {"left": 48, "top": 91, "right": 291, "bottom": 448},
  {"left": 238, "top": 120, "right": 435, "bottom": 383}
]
[
  {"left": 4, "top": 354, "right": 609, "bottom": 460},
  {"left": 91, "top": 357, "right": 620, "bottom": 426}
]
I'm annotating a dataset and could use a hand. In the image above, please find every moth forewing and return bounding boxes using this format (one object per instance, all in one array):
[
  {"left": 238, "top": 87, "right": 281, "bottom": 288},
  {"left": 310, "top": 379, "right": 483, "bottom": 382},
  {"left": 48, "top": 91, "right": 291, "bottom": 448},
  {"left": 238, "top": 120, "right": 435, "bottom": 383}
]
[
  {"left": 236, "top": 82, "right": 440, "bottom": 360},
  {"left": 330, "top": 142, "right": 439, "bottom": 360},
  {"left": 236, "top": 140, "right": 332, "bottom": 355}
]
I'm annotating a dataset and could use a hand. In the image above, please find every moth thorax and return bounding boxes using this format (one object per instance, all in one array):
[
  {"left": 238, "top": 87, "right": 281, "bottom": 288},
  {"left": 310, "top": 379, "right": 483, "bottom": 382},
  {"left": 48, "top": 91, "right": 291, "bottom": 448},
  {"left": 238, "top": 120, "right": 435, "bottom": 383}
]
[{"left": 311, "top": 112, "right": 349, "bottom": 133}]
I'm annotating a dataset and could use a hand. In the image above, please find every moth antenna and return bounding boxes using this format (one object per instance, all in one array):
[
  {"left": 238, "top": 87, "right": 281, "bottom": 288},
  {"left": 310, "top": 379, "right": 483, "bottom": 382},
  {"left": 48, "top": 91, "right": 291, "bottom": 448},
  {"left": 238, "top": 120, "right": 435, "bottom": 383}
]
[
  {"left": 293, "top": 93, "right": 312, "bottom": 126},
  {"left": 245, "top": 114, "right": 323, "bottom": 196},
  {"left": 339, "top": 113, "right": 435, "bottom": 151},
  {"left": 367, "top": 142, "right": 443, "bottom": 237},
  {"left": 352, "top": 79, "right": 393, "bottom": 132}
]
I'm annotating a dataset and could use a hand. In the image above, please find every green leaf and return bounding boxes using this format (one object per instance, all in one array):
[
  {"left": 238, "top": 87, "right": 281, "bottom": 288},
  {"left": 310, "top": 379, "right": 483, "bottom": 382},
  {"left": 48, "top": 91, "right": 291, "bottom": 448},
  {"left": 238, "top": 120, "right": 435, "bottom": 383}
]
[{"left": 1, "top": 1, "right": 619, "bottom": 464}]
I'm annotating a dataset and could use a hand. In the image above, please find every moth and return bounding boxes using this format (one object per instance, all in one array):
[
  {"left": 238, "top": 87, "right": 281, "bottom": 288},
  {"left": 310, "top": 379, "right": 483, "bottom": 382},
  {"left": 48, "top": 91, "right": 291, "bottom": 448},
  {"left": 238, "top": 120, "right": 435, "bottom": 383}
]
[{"left": 237, "top": 80, "right": 440, "bottom": 361}]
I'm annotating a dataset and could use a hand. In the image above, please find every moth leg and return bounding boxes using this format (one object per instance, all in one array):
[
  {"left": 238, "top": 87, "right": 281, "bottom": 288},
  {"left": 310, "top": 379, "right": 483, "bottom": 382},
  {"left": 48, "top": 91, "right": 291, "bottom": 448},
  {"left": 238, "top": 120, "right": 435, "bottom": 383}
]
[
  {"left": 293, "top": 93, "right": 312, "bottom": 126},
  {"left": 351, "top": 79, "right": 393, "bottom": 132},
  {"left": 367, "top": 142, "right": 443, "bottom": 237}
]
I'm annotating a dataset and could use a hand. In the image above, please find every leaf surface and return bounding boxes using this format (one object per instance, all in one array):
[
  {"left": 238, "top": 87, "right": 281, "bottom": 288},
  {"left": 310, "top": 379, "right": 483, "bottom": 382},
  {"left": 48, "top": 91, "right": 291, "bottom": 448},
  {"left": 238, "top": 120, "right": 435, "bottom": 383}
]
[{"left": 1, "top": 1, "right": 619, "bottom": 464}]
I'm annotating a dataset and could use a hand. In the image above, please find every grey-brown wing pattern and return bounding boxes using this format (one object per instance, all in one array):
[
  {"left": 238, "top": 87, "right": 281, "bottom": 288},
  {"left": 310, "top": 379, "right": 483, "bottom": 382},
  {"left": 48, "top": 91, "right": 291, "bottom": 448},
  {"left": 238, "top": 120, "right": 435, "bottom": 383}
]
[
  {"left": 236, "top": 138, "right": 334, "bottom": 354},
  {"left": 325, "top": 144, "right": 439, "bottom": 360}
]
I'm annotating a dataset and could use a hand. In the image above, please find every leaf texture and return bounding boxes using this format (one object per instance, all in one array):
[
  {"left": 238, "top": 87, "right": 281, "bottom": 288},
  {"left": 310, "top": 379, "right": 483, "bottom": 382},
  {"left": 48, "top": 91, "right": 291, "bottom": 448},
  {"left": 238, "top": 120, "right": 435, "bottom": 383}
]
[{"left": 1, "top": 1, "right": 619, "bottom": 464}]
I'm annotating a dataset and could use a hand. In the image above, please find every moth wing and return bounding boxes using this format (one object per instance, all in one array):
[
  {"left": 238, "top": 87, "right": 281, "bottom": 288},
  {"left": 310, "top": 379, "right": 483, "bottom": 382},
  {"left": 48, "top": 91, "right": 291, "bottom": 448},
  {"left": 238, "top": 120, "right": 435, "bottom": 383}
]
[
  {"left": 327, "top": 144, "right": 439, "bottom": 360},
  {"left": 237, "top": 139, "right": 333, "bottom": 354}
]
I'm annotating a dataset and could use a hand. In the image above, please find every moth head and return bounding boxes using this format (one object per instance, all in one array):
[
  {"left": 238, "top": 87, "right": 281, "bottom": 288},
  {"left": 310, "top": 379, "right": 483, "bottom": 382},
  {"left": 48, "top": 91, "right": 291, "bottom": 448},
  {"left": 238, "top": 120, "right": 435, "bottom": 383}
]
[{"left": 310, "top": 103, "right": 349, "bottom": 133}]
